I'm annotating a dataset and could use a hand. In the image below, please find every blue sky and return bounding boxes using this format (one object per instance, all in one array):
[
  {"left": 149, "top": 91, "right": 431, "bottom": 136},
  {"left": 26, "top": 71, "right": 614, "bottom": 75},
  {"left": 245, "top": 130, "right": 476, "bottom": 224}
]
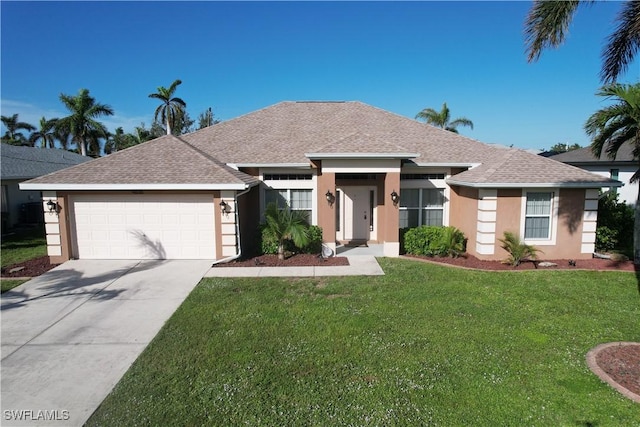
[{"left": 1, "top": 1, "right": 639, "bottom": 151}]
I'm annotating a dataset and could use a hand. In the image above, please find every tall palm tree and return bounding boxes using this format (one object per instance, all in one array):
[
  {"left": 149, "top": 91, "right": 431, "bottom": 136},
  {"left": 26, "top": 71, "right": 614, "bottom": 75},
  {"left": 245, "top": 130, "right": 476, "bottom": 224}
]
[
  {"left": 29, "top": 117, "right": 58, "bottom": 148},
  {"left": 525, "top": 0, "right": 640, "bottom": 83},
  {"left": 585, "top": 82, "right": 640, "bottom": 264},
  {"left": 148, "top": 79, "right": 186, "bottom": 135},
  {"left": 415, "top": 103, "right": 473, "bottom": 133},
  {"left": 56, "top": 88, "right": 114, "bottom": 156},
  {"left": 1, "top": 114, "right": 35, "bottom": 145}
]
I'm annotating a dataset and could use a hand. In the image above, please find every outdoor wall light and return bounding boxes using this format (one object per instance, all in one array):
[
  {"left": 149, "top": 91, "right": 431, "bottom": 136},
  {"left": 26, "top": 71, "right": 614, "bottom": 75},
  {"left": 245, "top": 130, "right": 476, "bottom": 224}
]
[
  {"left": 325, "top": 190, "right": 335, "bottom": 206},
  {"left": 390, "top": 190, "right": 399, "bottom": 206},
  {"left": 46, "top": 199, "right": 59, "bottom": 214},
  {"left": 219, "top": 200, "right": 230, "bottom": 214}
]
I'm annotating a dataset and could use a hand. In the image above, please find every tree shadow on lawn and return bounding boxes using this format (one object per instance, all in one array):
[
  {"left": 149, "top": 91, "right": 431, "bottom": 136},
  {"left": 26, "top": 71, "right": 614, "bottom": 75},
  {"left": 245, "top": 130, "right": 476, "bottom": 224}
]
[
  {"left": 0, "top": 260, "right": 167, "bottom": 311},
  {"left": 636, "top": 263, "right": 640, "bottom": 296}
]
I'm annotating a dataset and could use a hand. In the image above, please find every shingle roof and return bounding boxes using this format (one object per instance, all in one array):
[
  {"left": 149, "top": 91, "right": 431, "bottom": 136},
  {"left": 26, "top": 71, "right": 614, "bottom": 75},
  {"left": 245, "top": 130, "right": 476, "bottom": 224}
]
[
  {"left": 24, "top": 101, "right": 615, "bottom": 189},
  {"left": 1, "top": 144, "right": 90, "bottom": 180},
  {"left": 23, "top": 135, "right": 259, "bottom": 189},
  {"left": 448, "top": 146, "right": 616, "bottom": 187},
  {"left": 549, "top": 144, "right": 636, "bottom": 163}
]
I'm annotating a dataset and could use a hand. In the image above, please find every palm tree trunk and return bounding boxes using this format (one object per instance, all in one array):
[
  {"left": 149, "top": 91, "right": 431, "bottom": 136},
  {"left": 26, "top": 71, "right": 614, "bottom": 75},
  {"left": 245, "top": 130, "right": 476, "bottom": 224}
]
[
  {"left": 278, "top": 243, "right": 285, "bottom": 260},
  {"left": 79, "top": 140, "right": 87, "bottom": 156},
  {"left": 166, "top": 108, "right": 171, "bottom": 135}
]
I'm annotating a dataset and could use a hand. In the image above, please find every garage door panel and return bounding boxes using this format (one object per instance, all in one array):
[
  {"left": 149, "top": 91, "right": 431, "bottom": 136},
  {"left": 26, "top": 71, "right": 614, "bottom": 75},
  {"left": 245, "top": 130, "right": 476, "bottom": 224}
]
[{"left": 72, "top": 194, "right": 217, "bottom": 260}]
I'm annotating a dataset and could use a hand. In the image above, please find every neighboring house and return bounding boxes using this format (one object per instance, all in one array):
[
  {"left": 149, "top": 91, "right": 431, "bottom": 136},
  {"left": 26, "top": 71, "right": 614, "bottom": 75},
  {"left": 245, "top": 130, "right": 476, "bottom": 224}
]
[
  {"left": 549, "top": 144, "right": 637, "bottom": 206},
  {"left": 1, "top": 144, "right": 90, "bottom": 231},
  {"left": 21, "top": 101, "right": 620, "bottom": 263}
]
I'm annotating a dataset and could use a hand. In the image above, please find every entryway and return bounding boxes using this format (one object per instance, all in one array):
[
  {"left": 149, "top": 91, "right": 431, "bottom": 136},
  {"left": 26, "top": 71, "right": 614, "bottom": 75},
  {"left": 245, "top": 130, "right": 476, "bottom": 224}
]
[{"left": 337, "top": 186, "right": 377, "bottom": 243}]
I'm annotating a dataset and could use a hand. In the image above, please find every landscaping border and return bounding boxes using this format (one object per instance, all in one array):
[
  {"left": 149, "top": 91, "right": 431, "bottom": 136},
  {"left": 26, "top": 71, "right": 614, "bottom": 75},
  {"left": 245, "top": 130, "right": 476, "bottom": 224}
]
[{"left": 586, "top": 342, "right": 640, "bottom": 403}]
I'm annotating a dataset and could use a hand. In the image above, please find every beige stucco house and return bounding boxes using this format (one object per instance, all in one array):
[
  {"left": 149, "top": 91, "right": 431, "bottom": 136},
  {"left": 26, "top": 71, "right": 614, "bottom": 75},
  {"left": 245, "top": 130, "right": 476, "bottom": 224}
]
[{"left": 20, "top": 101, "right": 620, "bottom": 263}]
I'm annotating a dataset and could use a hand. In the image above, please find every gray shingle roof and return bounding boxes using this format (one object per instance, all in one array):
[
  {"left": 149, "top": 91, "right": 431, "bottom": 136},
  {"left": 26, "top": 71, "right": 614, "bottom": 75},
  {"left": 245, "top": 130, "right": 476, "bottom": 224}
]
[
  {"left": 24, "top": 135, "right": 259, "bottom": 189},
  {"left": 549, "top": 144, "right": 636, "bottom": 163},
  {"left": 23, "top": 101, "right": 616, "bottom": 189},
  {"left": 1, "top": 144, "right": 90, "bottom": 180}
]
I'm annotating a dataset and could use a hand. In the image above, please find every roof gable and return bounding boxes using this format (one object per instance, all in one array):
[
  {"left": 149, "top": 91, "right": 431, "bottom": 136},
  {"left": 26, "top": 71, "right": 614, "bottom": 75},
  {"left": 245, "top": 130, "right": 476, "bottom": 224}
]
[{"left": 23, "top": 135, "right": 259, "bottom": 190}]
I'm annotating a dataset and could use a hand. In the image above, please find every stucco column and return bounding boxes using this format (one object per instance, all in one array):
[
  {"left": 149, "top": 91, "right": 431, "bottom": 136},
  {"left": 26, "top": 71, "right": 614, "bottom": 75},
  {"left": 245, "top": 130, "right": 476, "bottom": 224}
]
[
  {"left": 316, "top": 165, "right": 336, "bottom": 254},
  {"left": 382, "top": 171, "right": 400, "bottom": 256}
]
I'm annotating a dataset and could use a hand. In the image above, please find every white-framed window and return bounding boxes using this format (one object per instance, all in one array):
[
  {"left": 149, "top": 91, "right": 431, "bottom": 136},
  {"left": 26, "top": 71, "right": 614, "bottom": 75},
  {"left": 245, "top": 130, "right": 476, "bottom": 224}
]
[
  {"left": 260, "top": 169, "right": 316, "bottom": 224},
  {"left": 399, "top": 188, "right": 445, "bottom": 228},
  {"left": 265, "top": 189, "right": 312, "bottom": 220},
  {"left": 521, "top": 190, "right": 558, "bottom": 244}
]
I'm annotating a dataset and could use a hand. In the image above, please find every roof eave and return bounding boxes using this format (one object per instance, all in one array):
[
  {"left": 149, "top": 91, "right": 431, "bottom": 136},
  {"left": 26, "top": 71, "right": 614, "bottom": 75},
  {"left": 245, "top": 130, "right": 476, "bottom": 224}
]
[
  {"left": 228, "top": 163, "right": 312, "bottom": 169},
  {"left": 305, "top": 152, "right": 419, "bottom": 160},
  {"left": 19, "top": 182, "right": 257, "bottom": 191},
  {"left": 445, "top": 179, "right": 623, "bottom": 189}
]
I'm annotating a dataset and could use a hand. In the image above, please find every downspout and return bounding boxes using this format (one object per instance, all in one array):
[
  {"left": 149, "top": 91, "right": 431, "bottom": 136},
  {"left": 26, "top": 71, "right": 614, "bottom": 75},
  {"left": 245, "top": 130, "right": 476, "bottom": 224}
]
[{"left": 211, "top": 186, "right": 252, "bottom": 265}]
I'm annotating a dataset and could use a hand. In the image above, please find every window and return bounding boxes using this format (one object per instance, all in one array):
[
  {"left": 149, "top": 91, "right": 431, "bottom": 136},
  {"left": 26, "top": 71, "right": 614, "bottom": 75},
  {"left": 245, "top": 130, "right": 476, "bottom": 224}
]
[
  {"left": 399, "top": 188, "right": 444, "bottom": 228},
  {"left": 524, "top": 192, "right": 553, "bottom": 239},
  {"left": 610, "top": 169, "right": 619, "bottom": 194},
  {"left": 400, "top": 173, "right": 445, "bottom": 180},
  {"left": 265, "top": 189, "right": 312, "bottom": 221},
  {"left": 263, "top": 174, "right": 312, "bottom": 181}
]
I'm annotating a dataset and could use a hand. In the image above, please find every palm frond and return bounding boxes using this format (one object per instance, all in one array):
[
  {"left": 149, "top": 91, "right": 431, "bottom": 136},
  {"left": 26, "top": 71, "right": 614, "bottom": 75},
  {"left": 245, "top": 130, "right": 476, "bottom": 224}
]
[
  {"left": 601, "top": 0, "right": 640, "bottom": 83},
  {"left": 525, "top": 0, "right": 583, "bottom": 63}
]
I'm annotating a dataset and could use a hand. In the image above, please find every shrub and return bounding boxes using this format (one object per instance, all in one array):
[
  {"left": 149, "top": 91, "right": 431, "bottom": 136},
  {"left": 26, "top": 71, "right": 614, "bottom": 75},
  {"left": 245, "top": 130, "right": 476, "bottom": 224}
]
[
  {"left": 499, "top": 231, "right": 541, "bottom": 266},
  {"left": 259, "top": 223, "right": 323, "bottom": 255},
  {"left": 596, "top": 192, "right": 634, "bottom": 253},
  {"left": 595, "top": 226, "right": 618, "bottom": 253},
  {"left": 403, "top": 226, "right": 466, "bottom": 257}
]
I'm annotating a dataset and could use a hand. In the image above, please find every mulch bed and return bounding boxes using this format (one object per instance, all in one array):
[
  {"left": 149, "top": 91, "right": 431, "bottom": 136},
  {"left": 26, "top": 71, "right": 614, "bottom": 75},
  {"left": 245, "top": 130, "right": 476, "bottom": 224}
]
[
  {"left": 1, "top": 256, "right": 59, "bottom": 278},
  {"left": 404, "top": 254, "right": 637, "bottom": 272},
  {"left": 595, "top": 344, "right": 640, "bottom": 398},
  {"left": 214, "top": 253, "right": 350, "bottom": 267}
]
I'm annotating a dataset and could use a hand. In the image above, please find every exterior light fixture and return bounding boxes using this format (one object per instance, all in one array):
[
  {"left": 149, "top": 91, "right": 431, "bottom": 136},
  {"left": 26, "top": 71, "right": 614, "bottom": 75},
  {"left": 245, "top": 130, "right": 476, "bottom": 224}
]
[
  {"left": 46, "top": 199, "right": 58, "bottom": 213},
  {"left": 219, "top": 200, "right": 229, "bottom": 214},
  {"left": 390, "top": 190, "right": 399, "bottom": 205},
  {"left": 325, "top": 190, "right": 335, "bottom": 206}
]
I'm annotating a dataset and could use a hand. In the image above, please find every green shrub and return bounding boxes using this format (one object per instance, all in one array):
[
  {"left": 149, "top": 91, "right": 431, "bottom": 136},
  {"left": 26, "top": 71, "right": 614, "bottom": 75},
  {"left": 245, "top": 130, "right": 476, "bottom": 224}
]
[
  {"left": 403, "top": 226, "right": 466, "bottom": 257},
  {"left": 259, "top": 224, "right": 323, "bottom": 255},
  {"left": 499, "top": 231, "right": 541, "bottom": 266},
  {"left": 595, "top": 226, "right": 618, "bottom": 253},
  {"left": 596, "top": 192, "right": 634, "bottom": 253}
]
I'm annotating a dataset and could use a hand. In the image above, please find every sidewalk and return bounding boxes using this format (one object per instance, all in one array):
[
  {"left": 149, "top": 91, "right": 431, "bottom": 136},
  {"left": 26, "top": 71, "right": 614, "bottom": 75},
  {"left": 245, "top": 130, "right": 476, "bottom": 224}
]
[{"left": 204, "top": 255, "right": 384, "bottom": 278}]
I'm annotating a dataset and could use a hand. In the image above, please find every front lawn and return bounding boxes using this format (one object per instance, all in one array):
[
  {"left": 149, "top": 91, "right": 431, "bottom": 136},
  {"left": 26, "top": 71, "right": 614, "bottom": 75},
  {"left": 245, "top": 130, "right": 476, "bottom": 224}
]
[
  {"left": 1, "top": 226, "right": 46, "bottom": 269},
  {"left": 87, "top": 258, "right": 640, "bottom": 426}
]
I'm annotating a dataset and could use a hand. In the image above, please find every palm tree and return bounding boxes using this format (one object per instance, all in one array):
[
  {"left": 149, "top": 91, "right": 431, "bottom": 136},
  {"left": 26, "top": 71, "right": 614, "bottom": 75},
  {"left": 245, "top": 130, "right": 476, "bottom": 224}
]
[
  {"left": 263, "top": 203, "right": 310, "bottom": 260},
  {"left": 56, "top": 88, "right": 114, "bottom": 156},
  {"left": 29, "top": 117, "right": 58, "bottom": 148},
  {"left": 584, "top": 82, "right": 640, "bottom": 264},
  {"left": 1, "top": 114, "right": 35, "bottom": 145},
  {"left": 148, "top": 79, "right": 186, "bottom": 135},
  {"left": 525, "top": 0, "right": 640, "bottom": 83},
  {"left": 415, "top": 103, "right": 473, "bottom": 133}
]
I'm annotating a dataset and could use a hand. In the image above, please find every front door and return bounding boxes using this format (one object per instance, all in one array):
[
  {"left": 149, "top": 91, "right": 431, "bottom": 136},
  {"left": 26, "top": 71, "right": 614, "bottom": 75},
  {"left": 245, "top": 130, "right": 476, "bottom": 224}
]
[{"left": 342, "top": 187, "right": 371, "bottom": 242}]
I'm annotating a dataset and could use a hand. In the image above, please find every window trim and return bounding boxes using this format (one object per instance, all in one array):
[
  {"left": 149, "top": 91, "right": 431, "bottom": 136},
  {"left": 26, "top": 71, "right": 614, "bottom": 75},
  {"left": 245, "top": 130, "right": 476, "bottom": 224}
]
[
  {"left": 398, "top": 188, "right": 447, "bottom": 228},
  {"left": 520, "top": 189, "right": 558, "bottom": 245}
]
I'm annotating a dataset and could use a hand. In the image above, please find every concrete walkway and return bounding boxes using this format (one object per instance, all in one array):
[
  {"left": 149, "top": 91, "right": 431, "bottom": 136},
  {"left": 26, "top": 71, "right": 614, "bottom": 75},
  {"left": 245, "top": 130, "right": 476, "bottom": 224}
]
[{"left": 1, "top": 259, "right": 212, "bottom": 427}]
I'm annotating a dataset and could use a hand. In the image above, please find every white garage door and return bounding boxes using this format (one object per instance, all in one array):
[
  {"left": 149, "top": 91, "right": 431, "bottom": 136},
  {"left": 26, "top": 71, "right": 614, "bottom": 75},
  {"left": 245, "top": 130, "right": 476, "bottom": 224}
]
[{"left": 71, "top": 193, "right": 216, "bottom": 259}]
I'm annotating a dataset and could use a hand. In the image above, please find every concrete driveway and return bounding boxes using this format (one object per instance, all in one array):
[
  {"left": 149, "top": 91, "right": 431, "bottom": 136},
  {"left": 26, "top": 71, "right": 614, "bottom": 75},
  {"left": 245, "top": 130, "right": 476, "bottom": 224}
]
[{"left": 1, "top": 259, "right": 212, "bottom": 427}]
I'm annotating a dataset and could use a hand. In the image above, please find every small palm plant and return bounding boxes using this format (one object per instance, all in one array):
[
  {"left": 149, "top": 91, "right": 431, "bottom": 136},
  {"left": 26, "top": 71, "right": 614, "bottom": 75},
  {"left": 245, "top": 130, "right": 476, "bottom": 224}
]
[
  {"left": 263, "top": 203, "right": 310, "bottom": 260},
  {"left": 499, "top": 231, "right": 541, "bottom": 267}
]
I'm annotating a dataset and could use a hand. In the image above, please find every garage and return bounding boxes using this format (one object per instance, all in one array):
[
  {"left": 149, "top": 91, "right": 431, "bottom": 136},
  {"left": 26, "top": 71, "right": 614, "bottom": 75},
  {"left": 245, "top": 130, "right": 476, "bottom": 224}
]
[{"left": 70, "top": 193, "right": 217, "bottom": 259}]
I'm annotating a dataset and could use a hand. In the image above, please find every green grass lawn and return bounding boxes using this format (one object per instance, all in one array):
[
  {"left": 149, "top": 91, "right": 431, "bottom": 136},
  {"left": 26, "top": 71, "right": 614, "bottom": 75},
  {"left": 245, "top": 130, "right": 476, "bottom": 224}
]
[
  {"left": 1, "top": 279, "right": 28, "bottom": 293},
  {"left": 1, "top": 226, "right": 47, "bottom": 269},
  {"left": 87, "top": 258, "right": 640, "bottom": 426}
]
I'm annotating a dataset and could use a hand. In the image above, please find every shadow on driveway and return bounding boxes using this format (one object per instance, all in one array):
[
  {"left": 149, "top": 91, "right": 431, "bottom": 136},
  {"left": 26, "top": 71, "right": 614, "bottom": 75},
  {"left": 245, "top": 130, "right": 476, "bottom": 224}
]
[{"left": 0, "top": 260, "right": 167, "bottom": 311}]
